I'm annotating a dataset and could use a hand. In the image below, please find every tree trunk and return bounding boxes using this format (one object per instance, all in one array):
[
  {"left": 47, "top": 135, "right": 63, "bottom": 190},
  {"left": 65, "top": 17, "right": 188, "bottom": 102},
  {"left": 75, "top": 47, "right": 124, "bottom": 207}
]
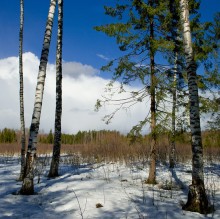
[
  {"left": 179, "top": 0, "right": 212, "bottom": 214},
  {"left": 18, "top": 0, "right": 26, "bottom": 181},
  {"left": 168, "top": 0, "right": 179, "bottom": 169},
  {"left": 20, "top": 0, "right": 57, "bottom": 195},
  {"left": 146, "top": 0, "right": 157, "bottom": 184},
  {"left": 48, "top": 0, "right": 63, "bottom": 178},
  {"left": 169, "top": 53, "right": 177, "bottom": 169}
]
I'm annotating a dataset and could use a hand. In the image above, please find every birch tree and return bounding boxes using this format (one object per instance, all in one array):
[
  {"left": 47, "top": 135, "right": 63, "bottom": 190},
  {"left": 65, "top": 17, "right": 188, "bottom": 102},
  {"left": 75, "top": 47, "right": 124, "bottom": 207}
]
[
  {"left": 20, "top": 0, "right": 57, "bottom": 195},
  {"left": 179, "top": 0, "right": 212, "bottom": 214},
  {"left": 48, "top": 0, "right": 63, "bottom": 178},
  {"left": 18, "top": 0, "right": 26, "bottom": 181}
]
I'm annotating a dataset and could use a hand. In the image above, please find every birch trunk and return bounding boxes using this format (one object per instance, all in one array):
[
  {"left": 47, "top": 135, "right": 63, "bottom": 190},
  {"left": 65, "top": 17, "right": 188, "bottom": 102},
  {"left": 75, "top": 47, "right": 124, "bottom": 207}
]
[
  {"left": 20, "top": 0, "right": 57, "bottom": 195},
  {"left": 146, "top": 0, "right": 157, "bottom": 184},
  {"left": 48, "top": 0, "right": 63, "bottom": 178},
  {"left": 18, "top": 0, "right": 26, "bottom": 181},
  {"left": 179, "top": 0, "right": 212, "bottom": 214}
]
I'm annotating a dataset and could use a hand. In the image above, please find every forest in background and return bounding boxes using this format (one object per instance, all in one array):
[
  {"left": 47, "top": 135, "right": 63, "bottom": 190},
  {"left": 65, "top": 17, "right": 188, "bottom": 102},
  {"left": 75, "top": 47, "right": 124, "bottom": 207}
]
[
  {"left": 0, "top": 128, "right": 219, "bottom": 165},
  {"left": 0, "top": 0, "right": 219, "bottom": 214}
]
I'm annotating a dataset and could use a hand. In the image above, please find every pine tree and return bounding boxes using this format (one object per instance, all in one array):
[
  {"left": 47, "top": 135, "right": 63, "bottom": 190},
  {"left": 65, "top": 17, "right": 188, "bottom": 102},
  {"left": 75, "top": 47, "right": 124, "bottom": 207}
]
[
  {"left": 47, "top": 129, "right": 54, "bottom": 144},
  {"left": 95, "top": 0, "right": 175, "bottom": 184}
]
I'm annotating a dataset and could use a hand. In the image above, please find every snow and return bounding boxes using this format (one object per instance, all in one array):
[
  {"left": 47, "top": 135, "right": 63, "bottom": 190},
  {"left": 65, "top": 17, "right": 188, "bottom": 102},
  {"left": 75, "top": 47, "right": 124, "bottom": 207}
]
[{"left": 0, "top": 156, "right": 219, "bottom": 219}]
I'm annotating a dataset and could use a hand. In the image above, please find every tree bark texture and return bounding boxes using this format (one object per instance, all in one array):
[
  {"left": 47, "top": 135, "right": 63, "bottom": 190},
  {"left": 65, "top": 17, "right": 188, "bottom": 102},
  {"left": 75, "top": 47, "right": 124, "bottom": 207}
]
[
  {"left": 18, "top": 0, "right": 26, "bottom": 181},
  {"left": 169, "top": 53, "right": 177, "bottom": 169},
  {"left": 20, "top": 0, "right": 57, "bottom": 195},
  {"left": 168, "top": 0, "right": 179, "bottom": 169},
  {"left": 146, "top": 0, "right": 157, "bottom": 184},
  {"left": 180, "top": 0, "right": 212, "bottom": 214},
  {"left": 48, "top": 0, "right": 63, "bottom": 178}
]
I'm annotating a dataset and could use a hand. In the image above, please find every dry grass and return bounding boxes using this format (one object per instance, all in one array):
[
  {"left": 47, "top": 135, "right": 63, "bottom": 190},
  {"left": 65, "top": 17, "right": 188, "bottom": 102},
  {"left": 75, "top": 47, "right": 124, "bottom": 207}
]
[{"left": 0, "top": 130, "right": 219, "bottom": 165}]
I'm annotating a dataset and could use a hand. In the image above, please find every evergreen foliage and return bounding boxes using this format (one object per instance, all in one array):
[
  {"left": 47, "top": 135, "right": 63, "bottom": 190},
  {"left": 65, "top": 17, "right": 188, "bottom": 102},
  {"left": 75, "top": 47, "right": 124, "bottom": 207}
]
[
  {"left": 94, "top": 0, "right": 218, "bottom": 138},
  {"left": 0, "top": 128, "right": 17, "bottom": 143},
  {"left": 94, "top": 0, "right": 179, "bottom": 138},
  {"left": 38, "top": 130, "right": 121, "bottom": 145},
  {"left": 47, "top": 129, "right": 54, "bottom": 144}
]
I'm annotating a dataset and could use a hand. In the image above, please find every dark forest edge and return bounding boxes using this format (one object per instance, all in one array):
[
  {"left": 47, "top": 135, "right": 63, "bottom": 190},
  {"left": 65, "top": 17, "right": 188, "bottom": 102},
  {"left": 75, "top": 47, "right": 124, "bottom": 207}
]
[
  {"left": 0, "top": 127, "right": 219, "bottom": 148},
  {"left": 0, "top": 128, "right": 219, "bottom": 172}
]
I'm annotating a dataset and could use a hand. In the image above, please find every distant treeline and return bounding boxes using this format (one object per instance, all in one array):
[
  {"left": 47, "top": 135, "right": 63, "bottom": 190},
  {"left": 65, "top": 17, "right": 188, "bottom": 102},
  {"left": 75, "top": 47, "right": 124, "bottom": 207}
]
[
  {"left": 0, "top": 128, "right": 17, "bottom": 143},
  {"left": 39, "top": 129, "right": 220, "bottom": 147},
  {"left": 0, "top": 128, "right": 219, "bottom": 148},
  {"left": 0, "top": 128, "right": 122, "bottom": 145},
  {"left": 39, "top": 129, "right": 122, "bottom": 145}
]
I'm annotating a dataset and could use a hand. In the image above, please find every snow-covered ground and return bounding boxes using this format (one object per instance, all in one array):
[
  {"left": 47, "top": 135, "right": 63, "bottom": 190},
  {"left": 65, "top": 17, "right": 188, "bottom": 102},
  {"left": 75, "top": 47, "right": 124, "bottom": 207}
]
[{"left": 0, "top": 156, "right": 219, "bottom": 219}]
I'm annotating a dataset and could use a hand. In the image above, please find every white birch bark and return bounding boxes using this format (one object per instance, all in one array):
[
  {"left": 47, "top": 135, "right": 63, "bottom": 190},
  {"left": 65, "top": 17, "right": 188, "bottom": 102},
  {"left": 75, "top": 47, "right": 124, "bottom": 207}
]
[
  {"left": 20, "top": 0, "right": 57, "bottom": 195},
  {"left": 180, "top": 0, "right": 204, "bottom": 186},
  {"left": 180, "top": 0, "right": 211, "bottom": 213}
]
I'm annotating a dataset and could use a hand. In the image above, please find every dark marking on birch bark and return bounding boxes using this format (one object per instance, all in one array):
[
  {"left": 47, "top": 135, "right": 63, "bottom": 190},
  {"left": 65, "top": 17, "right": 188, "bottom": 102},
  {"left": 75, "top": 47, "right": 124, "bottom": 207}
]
[{"left": 20, "top": 0, "right": 57, "bottom": 195}]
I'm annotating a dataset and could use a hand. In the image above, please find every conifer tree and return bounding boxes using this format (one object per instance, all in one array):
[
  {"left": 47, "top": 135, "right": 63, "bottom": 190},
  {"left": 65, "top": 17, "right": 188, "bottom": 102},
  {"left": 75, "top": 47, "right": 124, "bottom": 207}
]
[
  {"left": 157, "top": 0, "right": 219, "bottom": 169},
  {"left": 201, "top": 12, "right": 220, "bottom": 129},
  {"left": 95, "top": 0, "right": 219, "bottom": 187},
  {"left": 166, "top": 0, "right": 179, "bottom": 169},
  {"left": 47, "top": 129, "right": 54, "bottom": 144},
  {"left": 95, "top": 0, "right": 174, "bottom": 184}
]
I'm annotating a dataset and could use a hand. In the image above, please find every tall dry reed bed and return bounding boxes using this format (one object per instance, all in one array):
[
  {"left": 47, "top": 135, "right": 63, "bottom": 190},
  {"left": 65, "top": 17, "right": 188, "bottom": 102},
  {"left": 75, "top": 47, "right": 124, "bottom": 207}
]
[{"left": 0, "top": 132, "right": 219, "bottom": 165}]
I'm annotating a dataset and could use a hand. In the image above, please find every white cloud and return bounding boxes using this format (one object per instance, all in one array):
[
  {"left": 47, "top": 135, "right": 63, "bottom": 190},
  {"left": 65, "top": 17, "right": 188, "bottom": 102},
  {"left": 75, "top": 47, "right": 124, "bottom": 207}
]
[
  {"left": 96, "top": 54, "right": 110, "bottom": 61},
  {"left": 62, "top": 61, "right": 99, "bottom": 78},
  {"left": 0, "top": 52, "right": 149, "bottom": 134}
]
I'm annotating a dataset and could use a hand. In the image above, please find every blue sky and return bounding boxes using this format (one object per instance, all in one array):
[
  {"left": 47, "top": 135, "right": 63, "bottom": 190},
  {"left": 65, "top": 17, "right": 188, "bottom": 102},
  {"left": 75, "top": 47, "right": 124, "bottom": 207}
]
[
  {"left": 0, "top": 0, "right": 219, "bottom": 70},
  {"left": 0, "top": 1, "right": 219, "bottom": 134},
  {"left": 0, "top": 0, "right": 121, "bottom": 72}
]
